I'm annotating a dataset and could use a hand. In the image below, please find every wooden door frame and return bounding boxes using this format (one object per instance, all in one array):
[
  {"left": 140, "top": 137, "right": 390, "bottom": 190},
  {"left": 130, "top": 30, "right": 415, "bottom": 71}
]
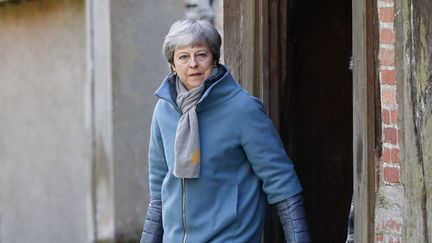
[
  {"left": 223, "top": 1, "right": 291, "bottom": 241},
  {"left": 352, "top": 0, "right": 379, "bottom": 242}
]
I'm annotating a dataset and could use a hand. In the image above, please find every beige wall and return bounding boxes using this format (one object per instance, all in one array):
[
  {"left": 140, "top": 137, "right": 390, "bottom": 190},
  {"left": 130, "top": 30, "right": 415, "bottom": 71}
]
[
  {"left": 0, "top": 1, "right": 93, "bottom": 242},
  {"left": 0, "top": 0, "right": 186, "bottom": 242},
  {"left": 109, "top": 0, "right": 184, "bottom": 240}
]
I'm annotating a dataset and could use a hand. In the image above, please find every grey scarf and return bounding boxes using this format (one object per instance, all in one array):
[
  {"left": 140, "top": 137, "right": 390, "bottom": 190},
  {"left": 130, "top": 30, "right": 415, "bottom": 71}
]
[{"left": 173, "top": 77, "right": 205, "bottom": 178}]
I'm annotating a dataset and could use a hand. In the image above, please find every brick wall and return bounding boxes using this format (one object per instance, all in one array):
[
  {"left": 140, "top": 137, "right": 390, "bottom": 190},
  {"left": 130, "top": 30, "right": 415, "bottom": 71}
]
[{"left": 375, "top": 0, "right": 404, "bottom": 242}]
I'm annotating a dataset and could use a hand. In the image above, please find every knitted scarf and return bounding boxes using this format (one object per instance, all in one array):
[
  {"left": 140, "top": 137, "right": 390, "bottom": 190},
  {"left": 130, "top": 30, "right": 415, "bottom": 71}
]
[
  {"left": 173, "top": 77, "right": 204, "bottom": 178},
  {"left": 173, "top": 67, "right": 220, "bottom": 178}
]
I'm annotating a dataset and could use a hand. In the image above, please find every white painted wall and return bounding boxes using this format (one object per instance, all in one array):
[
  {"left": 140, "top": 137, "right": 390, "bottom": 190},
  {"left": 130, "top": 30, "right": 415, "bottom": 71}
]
[{"left": 0, "top": 1, "right": 93, "bottom": 242}]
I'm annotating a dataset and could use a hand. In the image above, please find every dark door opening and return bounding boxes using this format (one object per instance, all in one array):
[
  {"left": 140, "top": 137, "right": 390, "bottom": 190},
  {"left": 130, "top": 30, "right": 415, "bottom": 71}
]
[{"left": 279, "top": 1, "right": 353, "bottom": 242}]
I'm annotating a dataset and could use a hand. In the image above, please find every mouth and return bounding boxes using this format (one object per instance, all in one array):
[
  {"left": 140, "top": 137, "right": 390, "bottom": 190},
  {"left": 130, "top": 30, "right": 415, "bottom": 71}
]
[{"left": 189, "top": 73, "right": 202, "bottom": 77}]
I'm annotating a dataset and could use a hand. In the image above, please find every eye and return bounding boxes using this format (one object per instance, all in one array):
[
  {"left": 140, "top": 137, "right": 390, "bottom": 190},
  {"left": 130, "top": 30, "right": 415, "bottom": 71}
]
[
  {"left": 178, "top": 55, "right": 188, "bottom": 60},
  {"left": 197, "top": 53, "right": 207, "bottom": 58}
]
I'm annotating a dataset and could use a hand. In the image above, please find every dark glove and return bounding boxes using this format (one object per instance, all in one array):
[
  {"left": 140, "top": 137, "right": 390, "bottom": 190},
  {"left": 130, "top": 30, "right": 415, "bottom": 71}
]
[
  {"left": 276, "top": 193, "right": 311, "bottom": 243},
  {"left": 140, "top": 199, "right": 163, "bottom": 243}
]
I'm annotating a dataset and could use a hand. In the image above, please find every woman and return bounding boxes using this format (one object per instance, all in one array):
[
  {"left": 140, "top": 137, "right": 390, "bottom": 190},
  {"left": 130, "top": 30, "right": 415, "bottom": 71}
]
[{"left": 140, "top": 19, "right": 310, "bottom": 243}]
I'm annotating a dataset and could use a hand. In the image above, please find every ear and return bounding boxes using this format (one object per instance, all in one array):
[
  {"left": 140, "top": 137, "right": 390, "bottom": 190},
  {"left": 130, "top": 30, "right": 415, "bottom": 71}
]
[{"left": 170, "top": 64, "right": 176, "bottom": 73}]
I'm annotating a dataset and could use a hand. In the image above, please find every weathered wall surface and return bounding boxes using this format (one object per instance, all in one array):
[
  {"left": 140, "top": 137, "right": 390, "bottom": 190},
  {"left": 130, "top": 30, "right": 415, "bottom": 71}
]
[
  {"left": 396, "top": 0, "right": 432, "bottom": 241},
  {"left": 375, "top": 0, "right": 404, "bottom": 242},
  {"left": 109, "top": 0, "right": 184, "bottom": 240},
  {"left": 0, "top": 0, "right": 186, "bottom": 242},
  {"left": 0, "top": 1, "right": 94, "bottom": 243}
]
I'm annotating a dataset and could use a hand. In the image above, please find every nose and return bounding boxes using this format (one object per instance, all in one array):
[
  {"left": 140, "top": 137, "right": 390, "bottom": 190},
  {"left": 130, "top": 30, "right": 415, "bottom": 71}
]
[{"left": 189, "top": 57, "right": 198, "bottom": 68}]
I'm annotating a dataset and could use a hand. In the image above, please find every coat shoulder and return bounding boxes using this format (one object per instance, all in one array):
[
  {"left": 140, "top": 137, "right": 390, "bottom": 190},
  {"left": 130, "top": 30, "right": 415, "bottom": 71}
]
[{"left": 231, "top": 89, "right": 265, "bottom": 115}]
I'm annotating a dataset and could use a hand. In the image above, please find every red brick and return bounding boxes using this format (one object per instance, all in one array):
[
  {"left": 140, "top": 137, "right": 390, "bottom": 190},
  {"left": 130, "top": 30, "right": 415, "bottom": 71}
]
[
  {"left": 376, "top": 234, "right": 384, "bottom": 242},
  {"left": 390, "top": 110, "right": 398, "bottom": 124},
  {"left": 388, "top": 219, "right": 402, "bottom": 232},
  {"left": 380, "top": 28, "right": 395, "bottom": 44},
  {"left": 383, "top": 127, "right": 398, "bottom": 144},
  {"left": 383, "top": 109, "right": 391, "bottom": 124},
  {"left": 379, "top": 7, "right": 395, "bottom": 23},
  {"left": 389, "top": 236, "right": 402, "bottom": 243},
  {"left": 376, "top": 219, "right": 402, "bottom": 233},
  {"left": 384, "top": 166, "right": 400, "bottom": 183},
  {"left": 391, "top": 148, "right": 400, "bottom": 163},
  {"left": 379, "top": 48, "right": 395, "bottom": 66},
  {"left": 381, "top": 70, "right": 396, "bottom": 85},
  {"left": 382, "top": 88, "right": 397, "bottom": 104},
  {"left": 383, "top": 147, "right": 391, "bottom": 162}
]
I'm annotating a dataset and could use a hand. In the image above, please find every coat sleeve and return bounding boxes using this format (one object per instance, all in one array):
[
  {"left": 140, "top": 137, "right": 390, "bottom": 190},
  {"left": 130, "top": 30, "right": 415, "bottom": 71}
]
[
  {"left": 276, "top": 194, "right": 311, "bottom": 242},
  {"left": 148, "top": 104, "right": 168, "bottom": 200},
  {"left": 240, "top": 96, "right": 303, "bottom": 204},
  {"left": 140, "top": 199, "right": 163, "bottom": 243}
]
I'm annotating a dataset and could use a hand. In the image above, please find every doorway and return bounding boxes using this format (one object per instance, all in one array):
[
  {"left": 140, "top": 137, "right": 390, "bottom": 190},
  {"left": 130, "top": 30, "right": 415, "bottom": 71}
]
[
  {"left": 284, "top": 1, "right": 353, "bottom": 242},
  {"left": 266, "top": 1, "right": 353, "bottom": 242}
]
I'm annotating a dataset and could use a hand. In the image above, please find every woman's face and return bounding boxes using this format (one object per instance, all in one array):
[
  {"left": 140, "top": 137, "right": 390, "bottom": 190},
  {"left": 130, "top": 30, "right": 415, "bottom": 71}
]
[{"left": 171, "top": 44, "right": 214, "bottom": 90}]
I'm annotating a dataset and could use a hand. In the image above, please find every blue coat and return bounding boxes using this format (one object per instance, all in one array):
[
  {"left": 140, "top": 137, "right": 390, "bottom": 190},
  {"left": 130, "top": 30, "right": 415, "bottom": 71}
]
[{"left": 149, "top": 65, "right": 302, "bottom": 243}]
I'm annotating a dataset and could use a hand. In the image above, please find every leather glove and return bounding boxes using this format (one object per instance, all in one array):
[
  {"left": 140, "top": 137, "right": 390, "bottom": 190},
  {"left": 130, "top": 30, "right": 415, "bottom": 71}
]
[
  {"left": 140, "top": 199, "right": 163, "bottom": 243},
  {"left": 276, "top": 193, "right": 311, "bottom": 243}
]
